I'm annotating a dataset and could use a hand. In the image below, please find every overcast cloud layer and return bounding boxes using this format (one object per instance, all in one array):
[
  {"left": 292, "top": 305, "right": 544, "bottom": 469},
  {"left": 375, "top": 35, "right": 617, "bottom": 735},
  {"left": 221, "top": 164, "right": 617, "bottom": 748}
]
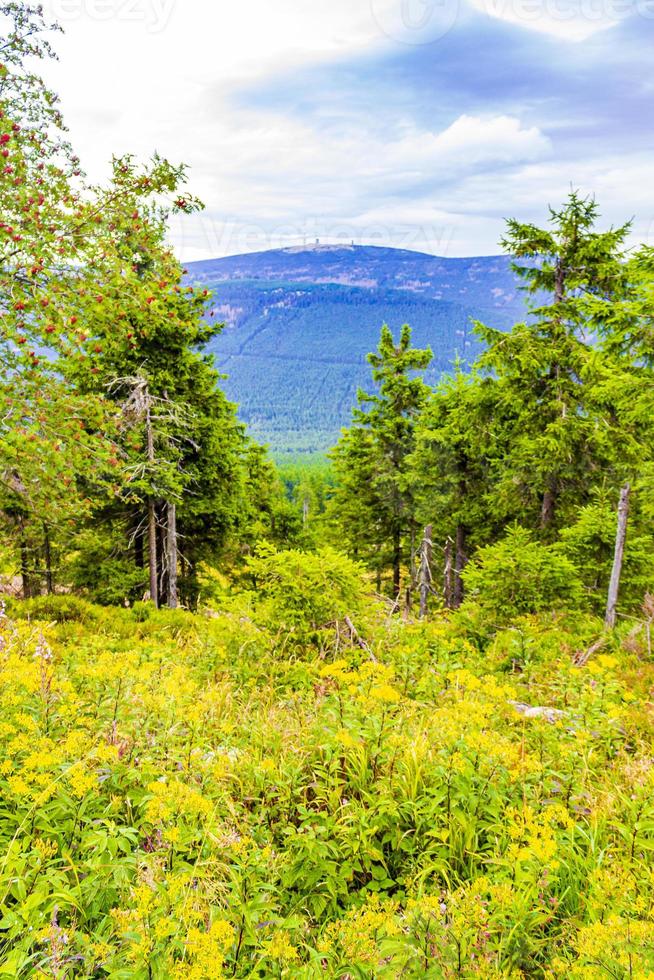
[{"left": 38, "top": 0, "right": 654, "bottom": 259}]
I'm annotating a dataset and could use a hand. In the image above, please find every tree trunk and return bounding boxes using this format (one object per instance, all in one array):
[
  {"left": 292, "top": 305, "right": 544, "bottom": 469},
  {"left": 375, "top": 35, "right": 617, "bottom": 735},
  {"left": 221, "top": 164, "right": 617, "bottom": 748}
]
[
  {"left": 605, "top": 483, "right": 630, "bottom": 629},
  {"left": 409, "top": 526, "right": 417, "bottom": 592},
  {"left": 554, "top": 259, "right": 565, "bottom": 304},
  {"left": 145, "top": 394, "right": 159, "bottom": 607},
  {"left": 147, "top": 500, "right": 158, "bottom": 607},
  {"left": 392, "top": 524, "right": 401, "bottom": 599},
  {"left": 540, "top": 487, "right": 556, "bottom": 529},
  {"left": 134, "top": 516, "right": 145, "bottom": 569},
  {"left": 443, "top": 537, "right": 453, "bottom": 609},
  {"left": 43, "top": 526, "right": 53, "bottom": 595},
  {"left": 156, "top": 501, "right": 168, "bottom": 606},
  {"left": 167, "top": 501, "right": 178, "bottom": 609},
  {"left": 19, "top": 519, "right": 32, "bottom": 600},
  {"left": 418, "top": 525, "right": 433, "bottom": 619},
  {"left": 453, "top": 525, "right": 467, "bottom": 608}
]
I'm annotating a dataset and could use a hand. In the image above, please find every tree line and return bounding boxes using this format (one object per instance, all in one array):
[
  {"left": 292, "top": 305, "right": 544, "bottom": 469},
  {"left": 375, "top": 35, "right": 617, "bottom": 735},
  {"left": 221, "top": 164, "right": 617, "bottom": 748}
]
[
  {"left": 4, "top": 5, "right": 653, "bottom": 624},
  {"left": 330, "top": 193, "right": 654, "bottom": 623}
]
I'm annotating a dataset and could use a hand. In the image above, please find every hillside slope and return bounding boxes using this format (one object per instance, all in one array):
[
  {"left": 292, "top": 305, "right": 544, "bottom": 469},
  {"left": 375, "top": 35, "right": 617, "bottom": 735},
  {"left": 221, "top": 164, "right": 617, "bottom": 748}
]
[
  {"left": 187, "top": 245, "right": 526, "bottom": 452},
  {"left": 4, "top": 596, "right": 652, "bottom": 976}
]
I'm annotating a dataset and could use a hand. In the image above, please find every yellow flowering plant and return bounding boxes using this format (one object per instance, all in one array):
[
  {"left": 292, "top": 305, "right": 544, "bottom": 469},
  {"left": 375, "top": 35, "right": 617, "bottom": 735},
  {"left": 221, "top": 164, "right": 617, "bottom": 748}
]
[{"left": 0, "top": 597, "right": 653, "bottom": 976}]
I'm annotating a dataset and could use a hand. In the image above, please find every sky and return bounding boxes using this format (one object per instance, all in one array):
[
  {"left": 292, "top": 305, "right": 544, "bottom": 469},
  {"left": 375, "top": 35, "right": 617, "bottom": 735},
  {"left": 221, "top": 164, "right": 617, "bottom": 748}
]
[{"left": 37, "top": 0, "right": 654, "bottom": 260}]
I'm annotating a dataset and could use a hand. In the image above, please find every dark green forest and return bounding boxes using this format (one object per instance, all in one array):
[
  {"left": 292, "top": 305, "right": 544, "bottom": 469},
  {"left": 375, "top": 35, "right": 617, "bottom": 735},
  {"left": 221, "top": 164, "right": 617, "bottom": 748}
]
[{"left": 193, "top": 264, "right": 524, "bottom": 452}]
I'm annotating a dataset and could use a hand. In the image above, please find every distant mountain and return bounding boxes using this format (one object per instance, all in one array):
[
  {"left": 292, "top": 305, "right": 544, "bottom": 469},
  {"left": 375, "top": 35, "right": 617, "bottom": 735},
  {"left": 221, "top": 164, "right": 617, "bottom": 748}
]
[{"left": 186, "top": 244, "right": 526, "bottom": 453}]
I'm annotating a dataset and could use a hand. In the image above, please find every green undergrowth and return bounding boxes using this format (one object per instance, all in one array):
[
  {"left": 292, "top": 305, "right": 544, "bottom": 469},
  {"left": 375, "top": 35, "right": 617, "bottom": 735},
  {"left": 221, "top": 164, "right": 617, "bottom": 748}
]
[{"left": 1, "top": 590, "right": 654, "bottom": 977}]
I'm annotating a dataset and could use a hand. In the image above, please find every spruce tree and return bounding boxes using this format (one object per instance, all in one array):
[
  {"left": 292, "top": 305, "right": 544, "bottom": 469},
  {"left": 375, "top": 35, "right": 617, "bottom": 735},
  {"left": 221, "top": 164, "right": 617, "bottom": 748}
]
[
  {"left": 476, "top": 192, "right": 632, "bottom": 533},
  {"left": 65, "top": 212, "right": 253, "bottom": 607},
  {"left": 410, "top": 365, "right": 499, "bottom": 606},
  {"left": 330, "top": 324, "right": 431, "bottom": 598}
]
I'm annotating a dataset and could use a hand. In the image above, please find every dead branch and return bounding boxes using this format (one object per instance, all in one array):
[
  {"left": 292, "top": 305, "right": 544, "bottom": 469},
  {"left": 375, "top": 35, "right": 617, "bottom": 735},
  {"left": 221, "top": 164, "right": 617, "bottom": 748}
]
[
  {"left": 344, "top": 615, "right": 377, "bottom": 662},
  {"left": 573, "top": 635, "right": 608, "bottom": 668}
]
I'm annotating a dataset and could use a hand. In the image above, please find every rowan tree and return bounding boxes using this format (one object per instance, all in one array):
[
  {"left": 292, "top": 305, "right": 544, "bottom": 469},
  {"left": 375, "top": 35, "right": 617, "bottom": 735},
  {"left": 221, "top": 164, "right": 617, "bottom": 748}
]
[{"left": 0, "top": 4, "right": 248, "bottom": 599}]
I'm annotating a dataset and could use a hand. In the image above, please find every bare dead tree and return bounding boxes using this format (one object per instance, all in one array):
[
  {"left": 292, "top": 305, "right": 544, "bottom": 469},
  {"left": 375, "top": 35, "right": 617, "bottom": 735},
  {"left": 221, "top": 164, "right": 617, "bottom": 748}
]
[
  {"left": 344, "top": 615, "right": 377, "bottom": 662},
  {"left": 418, "top": 524, "right": 433, "bottom": 619},
  {"left": 167, "top": 500, "right": 178, "bottom": 609},
  {"left": 443, "top": 536, "right": 454, "bottom": 609},
  {"left": 453, "top": 525, "right": 466, "bottom": 608},
  {"left": 144, "top": 390, "right": 159, "bottom": 607},
  {"left": 110, "top": 374, "right": 192, "bottom": 610},
  {"left": 605, "top": 483, "right": 630, "bottom": 629}
]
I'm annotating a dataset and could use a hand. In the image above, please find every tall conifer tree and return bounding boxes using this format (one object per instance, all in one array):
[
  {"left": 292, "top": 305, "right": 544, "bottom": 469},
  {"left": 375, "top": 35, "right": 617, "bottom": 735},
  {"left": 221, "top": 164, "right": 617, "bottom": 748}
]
[{"left": 331, "top": 324, "right": 431, "bottom": 598}]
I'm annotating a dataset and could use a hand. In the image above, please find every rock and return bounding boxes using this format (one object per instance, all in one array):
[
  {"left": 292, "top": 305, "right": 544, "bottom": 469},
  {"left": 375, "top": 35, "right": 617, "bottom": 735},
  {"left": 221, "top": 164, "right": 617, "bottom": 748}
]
[{"left": 508, "top": 700, "right": 566, "bottom": 723}]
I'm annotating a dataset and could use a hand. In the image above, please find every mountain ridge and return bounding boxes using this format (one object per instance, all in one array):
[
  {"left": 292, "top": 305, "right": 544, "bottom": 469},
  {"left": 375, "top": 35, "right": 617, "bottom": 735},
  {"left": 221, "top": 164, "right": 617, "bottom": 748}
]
[
  {"left": 187, "top": 244, "right": 521, "bottom": 305},
  {"left": 186, "top": 245, "right": 525, "bottom": 453}
]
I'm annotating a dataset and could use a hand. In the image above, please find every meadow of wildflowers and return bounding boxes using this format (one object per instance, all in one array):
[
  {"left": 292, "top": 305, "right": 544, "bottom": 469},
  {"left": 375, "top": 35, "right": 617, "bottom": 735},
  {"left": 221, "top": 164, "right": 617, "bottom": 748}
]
[{"left": 1, "top": 594, "right": 653, "bottom": 977}]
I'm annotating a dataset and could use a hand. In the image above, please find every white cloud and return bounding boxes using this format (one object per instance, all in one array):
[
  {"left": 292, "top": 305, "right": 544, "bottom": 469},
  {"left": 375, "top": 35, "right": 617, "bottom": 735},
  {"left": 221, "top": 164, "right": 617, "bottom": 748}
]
[
  {"left": 412, "top": 114, "right": 550, "bottom": 164},
  {"left": 173, "top": 143, "right": 654, "bottom": 262},
  {"left": 43, "top": 0, "right": 382, "bottom": 77},
  {"left": 37, "top": 0, "right": 405, "bottom": 196},
  {"left": 416, "top": 153, "right": 654, "bottom": 253},
  {"left": 28, "top": 0, "right": 650, "bottom": 261},
  {"left": 167, "top": 112, "right": 550, "bottom": 259}
]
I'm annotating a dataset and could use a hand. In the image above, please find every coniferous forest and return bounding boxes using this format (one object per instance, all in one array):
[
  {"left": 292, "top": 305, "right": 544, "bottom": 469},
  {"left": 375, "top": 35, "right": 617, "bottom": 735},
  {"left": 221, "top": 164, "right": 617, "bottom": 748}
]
[{"left": 3, "top": 4, "right": 654, "bottom": 977}]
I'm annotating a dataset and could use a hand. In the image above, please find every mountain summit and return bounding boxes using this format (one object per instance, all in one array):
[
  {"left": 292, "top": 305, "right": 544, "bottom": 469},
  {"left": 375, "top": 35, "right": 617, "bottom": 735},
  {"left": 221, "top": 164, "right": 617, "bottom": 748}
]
[{"left": 188, "top": 244, "right": 521, "bottom": 301}]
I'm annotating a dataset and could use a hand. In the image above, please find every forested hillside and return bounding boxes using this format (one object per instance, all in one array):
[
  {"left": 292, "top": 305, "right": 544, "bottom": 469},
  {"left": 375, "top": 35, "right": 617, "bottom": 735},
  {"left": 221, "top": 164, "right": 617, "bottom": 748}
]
[
  {"left": 2, "top": 5, "right": 654, "bottom": 979},
  {"left": 186, "top": 248, "right": 526, "bottom": 452}
]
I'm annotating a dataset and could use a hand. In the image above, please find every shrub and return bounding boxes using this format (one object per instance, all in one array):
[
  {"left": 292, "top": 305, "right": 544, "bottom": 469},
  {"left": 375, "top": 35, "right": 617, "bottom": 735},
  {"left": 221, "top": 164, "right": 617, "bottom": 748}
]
[
  {"left": 8, "top": 593, "right": 100, "bottom": 623},
  {"left": 247, "top": 544, "right": 366, "bottom": 633},
  {"left": 72, "top": 557, "right": 147, "bottom": 607},
  {"left": 559, "top": 500, "right": 654, "bottom": 613},
  {"left": 462, "top": 525, "right": 585, "bottom": 621},
  {"left": 0, "top": 601, "right": 650, "bottom": 976}
]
